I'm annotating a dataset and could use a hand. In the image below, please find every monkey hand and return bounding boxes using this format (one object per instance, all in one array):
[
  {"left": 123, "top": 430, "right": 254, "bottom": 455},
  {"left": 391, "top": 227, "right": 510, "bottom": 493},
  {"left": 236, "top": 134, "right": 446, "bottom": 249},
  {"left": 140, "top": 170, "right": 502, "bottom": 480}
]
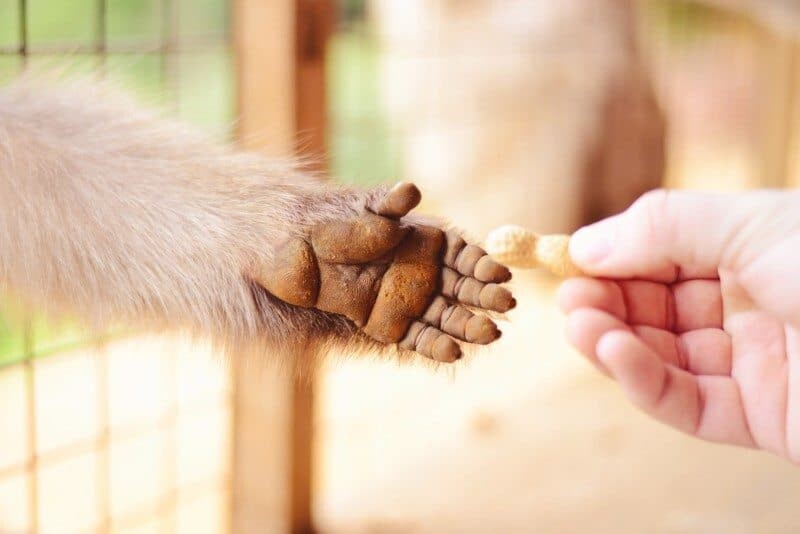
[{"left": 254, "top": 183, "right": 515, "bottom": 362}]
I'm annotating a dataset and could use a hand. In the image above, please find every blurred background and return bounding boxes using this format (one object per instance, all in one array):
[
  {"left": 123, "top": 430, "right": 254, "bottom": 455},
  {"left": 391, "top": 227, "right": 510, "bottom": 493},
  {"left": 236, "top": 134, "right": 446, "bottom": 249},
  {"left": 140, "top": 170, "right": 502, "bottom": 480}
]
[{"left": 1, "top": 0, "right": 800, "bottom": 532}]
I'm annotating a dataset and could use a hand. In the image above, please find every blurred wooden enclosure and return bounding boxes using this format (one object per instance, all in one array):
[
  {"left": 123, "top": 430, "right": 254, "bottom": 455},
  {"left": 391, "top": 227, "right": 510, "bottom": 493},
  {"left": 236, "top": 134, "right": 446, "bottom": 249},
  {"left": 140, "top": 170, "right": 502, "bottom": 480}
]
[
  {"left": 370, "top": 0, "right": 666, "bottom": 236},
  {"left": 641, "top": 0, "right": 800, "bottom": 192},
  {"left": 368, "top": 0, "right": 800, "bottom": 238},
  {"left": 2, "top": 1, "right": 800, "bottom": 533}
]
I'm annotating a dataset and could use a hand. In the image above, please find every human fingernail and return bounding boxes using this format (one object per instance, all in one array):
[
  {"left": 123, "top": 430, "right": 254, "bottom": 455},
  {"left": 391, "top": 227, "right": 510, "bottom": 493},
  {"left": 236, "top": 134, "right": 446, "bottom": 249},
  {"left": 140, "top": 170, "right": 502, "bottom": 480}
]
[{"left": 570, "top": 225, "right": 612, "bottom": 266}]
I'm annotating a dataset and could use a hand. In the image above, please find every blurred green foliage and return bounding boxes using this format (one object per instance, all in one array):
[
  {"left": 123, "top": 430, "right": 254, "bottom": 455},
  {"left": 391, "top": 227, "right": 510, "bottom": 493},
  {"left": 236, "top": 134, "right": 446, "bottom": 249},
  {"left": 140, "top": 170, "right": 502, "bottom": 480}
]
[
  {"left": 328, "top": 25, "right": 401, "bottom": 186},
  {"left": 646, "top": 0, "right": 746, "bottom": 46},
  {"left": 339, "top": 0, "right": 366, "bottom": 25},
  {"left": 0, "top": 0, "right": 232, "bottom": 367},
  {"left": 0, "top": 301, "right": 26, "bottom": 367}
]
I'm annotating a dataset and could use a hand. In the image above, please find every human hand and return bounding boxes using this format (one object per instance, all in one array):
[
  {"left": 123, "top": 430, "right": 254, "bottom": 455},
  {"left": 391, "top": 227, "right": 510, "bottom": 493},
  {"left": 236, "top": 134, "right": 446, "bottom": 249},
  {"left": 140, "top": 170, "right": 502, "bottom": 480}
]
[
  {"left": 256, "top": 183, "right": 515, "bottom": 362},
  {"left": 559, "top": 189, "right": 800, "bottom": 462}
]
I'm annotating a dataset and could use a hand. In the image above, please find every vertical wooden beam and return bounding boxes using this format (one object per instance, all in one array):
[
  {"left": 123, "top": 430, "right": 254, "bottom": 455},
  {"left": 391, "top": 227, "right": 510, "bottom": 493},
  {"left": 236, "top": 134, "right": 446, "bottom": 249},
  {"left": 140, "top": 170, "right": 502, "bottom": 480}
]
[
  {"left": 756, "top": 30, "right": 799, "bottom": 188},
  {"left": 289, "top": 3, "right": 333, "bottom": 529},
  {"left": 232, "top": 1, "right": 297, "bottom": 532},
  {"left": 230, "top": 352, "right": 293, "bottom": 534},
  {"left": 232, "top": 1, "right": 334, "bottom": 533},
  {"left": 295, "top": 0, "right": 335, "bottom": 167},
  {"left": 235, "top": 0, "right": 296, "bottom": 155}
]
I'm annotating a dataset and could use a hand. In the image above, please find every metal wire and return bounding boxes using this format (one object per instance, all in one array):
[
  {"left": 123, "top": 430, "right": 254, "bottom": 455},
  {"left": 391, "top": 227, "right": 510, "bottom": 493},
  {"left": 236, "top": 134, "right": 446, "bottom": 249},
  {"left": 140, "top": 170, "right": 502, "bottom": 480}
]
[
  {"left": 19, "top": 0, "right": 27, "bottom": 63},
  {"left": 0, "top": 1, "right": 233, "bottom": 531}
]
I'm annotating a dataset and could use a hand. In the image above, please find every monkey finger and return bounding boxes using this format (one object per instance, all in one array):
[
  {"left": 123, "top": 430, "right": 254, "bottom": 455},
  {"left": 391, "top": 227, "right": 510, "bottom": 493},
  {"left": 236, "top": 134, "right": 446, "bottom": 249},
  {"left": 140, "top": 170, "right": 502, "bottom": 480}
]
[
  {"left": 399, "top": 321, "right": 462, "bottom": 362},
  {"left": 473, "top": 255, "right": 512, "bottom": 283},
  {"left": 369, "top": 182, "right": 422, "bottom": 219},
  {"left": 443, "top": 231, "right": 511, "bottom": 283},
  {"left": 422, "top": 296, "right": 501, "bottom": 344},
  {"left": 441, "top": 267, "right": 516, "bottom": 312}
]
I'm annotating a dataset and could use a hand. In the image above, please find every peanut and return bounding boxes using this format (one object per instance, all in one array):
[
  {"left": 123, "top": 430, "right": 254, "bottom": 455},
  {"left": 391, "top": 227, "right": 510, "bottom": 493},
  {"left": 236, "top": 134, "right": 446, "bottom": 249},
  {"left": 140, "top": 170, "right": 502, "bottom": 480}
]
[{"left": 485, "top": 225, "right": 582, "bottom": 277}]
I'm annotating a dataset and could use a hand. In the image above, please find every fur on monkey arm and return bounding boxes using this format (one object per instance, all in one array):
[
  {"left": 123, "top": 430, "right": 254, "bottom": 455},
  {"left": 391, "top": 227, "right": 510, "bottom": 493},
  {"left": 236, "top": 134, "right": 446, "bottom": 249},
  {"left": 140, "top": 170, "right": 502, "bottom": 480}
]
[
  {"left": 0, "top": 75, "right": 366, "bottom": 353},
  {"left": 0, "top": 75, "right": 513, "bottom": 362}
]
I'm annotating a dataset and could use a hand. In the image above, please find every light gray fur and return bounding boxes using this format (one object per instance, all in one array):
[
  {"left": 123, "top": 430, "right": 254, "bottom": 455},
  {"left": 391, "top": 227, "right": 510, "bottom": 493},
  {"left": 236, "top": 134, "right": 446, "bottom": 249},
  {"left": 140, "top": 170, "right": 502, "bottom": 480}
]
[{"left": 0, "top": 74, "right": 390, "bottom": 362}]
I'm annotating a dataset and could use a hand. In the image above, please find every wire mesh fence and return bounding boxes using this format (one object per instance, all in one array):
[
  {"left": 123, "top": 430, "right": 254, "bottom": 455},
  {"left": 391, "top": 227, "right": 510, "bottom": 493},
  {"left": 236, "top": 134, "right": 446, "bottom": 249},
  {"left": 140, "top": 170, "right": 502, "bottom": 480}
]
[{"left": 0, "top": 1, "right": 234, "bottom": 532}]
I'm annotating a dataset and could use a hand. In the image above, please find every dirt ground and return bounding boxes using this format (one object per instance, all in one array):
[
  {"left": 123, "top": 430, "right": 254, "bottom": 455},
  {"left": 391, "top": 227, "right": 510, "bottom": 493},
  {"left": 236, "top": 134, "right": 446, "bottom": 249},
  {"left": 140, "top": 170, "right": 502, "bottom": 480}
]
[{"left": 316, "top": 272, "right": 800, "bottom": 533}]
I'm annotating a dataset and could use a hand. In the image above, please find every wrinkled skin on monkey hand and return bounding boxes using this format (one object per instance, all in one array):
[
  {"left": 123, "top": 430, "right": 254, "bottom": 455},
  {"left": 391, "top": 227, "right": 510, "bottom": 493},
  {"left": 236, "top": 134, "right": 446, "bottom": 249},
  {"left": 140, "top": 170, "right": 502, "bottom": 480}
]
[{"left": 255, "top": 183, "right": 515, "bottom": 362}]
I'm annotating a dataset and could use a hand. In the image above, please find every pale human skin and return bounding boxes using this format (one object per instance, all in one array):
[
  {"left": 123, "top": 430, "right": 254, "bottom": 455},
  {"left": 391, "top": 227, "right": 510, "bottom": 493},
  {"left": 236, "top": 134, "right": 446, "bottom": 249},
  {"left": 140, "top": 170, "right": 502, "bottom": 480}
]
[{"left": 558, "top": 189, "right": 800, "bottom": 463}]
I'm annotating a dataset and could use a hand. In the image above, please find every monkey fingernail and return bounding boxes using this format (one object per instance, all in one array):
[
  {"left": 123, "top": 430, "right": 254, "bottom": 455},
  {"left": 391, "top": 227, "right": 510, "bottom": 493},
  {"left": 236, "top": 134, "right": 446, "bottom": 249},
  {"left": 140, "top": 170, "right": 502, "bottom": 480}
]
[
  {"left": 371, "top": 182, "right": 421, "bottom": 218},
  {"left": 464, "top": 315, "right": 500, "bottom": 344},
  {"left": 478, "top": 284, "right": 515, "bottom": 312},
  {"left": 473, "top": 255, "right": 512, "bottom": 283},
  {"left": 433, "top": 336, "right": 462, "bottom": 363},
  {"left": 400, "top": 321, "right": 462, "bottom": 363}
]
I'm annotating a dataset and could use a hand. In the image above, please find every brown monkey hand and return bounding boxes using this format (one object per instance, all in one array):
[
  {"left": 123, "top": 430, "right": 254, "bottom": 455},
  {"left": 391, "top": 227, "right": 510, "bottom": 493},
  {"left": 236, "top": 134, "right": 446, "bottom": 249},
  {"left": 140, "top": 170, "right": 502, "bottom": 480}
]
[{"left": 257, "top": 183, "right": 515, "bottom": 362}]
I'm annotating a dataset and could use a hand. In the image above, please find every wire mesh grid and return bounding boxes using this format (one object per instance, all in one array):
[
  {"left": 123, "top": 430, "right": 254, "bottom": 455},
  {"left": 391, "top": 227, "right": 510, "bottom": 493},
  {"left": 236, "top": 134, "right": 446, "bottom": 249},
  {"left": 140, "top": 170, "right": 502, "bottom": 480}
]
[{"left": 0, "top": 1, "right": 234, "bottom": 532}]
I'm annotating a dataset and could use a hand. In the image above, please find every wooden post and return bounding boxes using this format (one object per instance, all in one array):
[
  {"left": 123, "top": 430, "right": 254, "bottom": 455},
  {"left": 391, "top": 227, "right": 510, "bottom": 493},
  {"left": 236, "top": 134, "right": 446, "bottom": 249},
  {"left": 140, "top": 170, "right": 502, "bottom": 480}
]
[
  {"left": 235, "top": 0, "right": 295, "bottom": 155},
  {"left": 232, "top": 1, "right": 334, "bottom": 533},
  {"left": 756, "top": 30, "right": 799, "bottom": 188},
  {"left": 294, "top": 0, "right": 335, "bottom": 166}
]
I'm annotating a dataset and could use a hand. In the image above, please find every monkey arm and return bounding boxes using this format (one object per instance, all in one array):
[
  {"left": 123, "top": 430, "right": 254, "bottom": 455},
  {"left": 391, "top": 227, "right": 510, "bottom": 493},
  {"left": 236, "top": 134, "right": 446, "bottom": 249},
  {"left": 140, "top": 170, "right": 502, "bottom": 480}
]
[
  {"left": 0, "top": 76, "right": 513, "bottom": 361},
  {"left": 0, "top": 76, "right": 310, "bottom": 349}
]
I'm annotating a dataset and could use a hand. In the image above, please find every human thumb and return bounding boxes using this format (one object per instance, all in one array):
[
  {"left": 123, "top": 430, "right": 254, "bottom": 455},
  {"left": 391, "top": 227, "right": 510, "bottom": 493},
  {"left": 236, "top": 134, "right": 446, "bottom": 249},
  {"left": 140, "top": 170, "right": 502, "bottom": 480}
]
[{"left": 568, "top": 190, "right": 761, "bottom": 281}]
